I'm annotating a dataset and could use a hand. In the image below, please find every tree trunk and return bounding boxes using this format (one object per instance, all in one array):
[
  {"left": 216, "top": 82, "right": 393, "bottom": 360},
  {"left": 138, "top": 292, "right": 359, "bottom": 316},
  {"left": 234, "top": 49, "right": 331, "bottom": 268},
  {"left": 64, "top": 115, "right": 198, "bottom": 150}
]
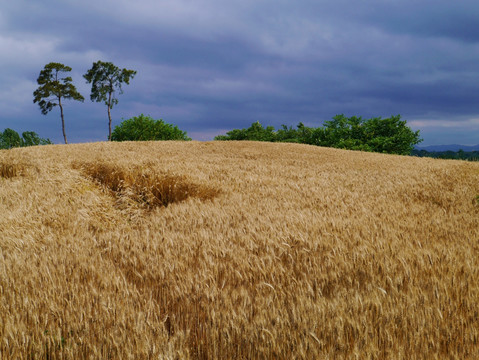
[
  {"left": 108, "top": 91, "right": 113, "bottom": 141},
  {"left": 59, "top": 96, "right": 68, "bottom": 144}
]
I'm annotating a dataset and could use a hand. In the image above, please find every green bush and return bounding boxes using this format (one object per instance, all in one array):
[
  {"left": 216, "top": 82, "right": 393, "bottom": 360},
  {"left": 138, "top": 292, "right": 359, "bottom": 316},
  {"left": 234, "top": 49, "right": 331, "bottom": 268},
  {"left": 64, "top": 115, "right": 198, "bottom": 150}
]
[{"left": 111, "top": 114, "right": 191, "bottom": 142}]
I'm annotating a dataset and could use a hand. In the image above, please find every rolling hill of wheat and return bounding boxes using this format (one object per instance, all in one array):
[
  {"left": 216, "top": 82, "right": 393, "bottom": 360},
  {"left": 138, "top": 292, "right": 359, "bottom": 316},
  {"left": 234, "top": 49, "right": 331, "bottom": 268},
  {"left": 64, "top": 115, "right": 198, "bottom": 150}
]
[{"left": 1, "top": 141, "right": 478, "bottom": 359}]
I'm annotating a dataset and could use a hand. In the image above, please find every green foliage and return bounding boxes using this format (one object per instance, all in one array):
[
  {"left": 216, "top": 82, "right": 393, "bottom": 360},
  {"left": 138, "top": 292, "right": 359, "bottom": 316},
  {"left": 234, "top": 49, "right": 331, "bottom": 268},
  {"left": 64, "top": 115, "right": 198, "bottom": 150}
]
[
  {"left": 84, "top": 61, "right": 137, "bottom": 141},
  {"left": 83, "top": 61, "right": 136, "bottom": 108},
  {"left": 111, "top": 114, "right": 191, "bottom": 142},
  {"left": 33, "top": 62, "right": 84, "bottom": 144},
  {"left": 362, "top": 115, "right": 422, "bottom": 155},
  {"left": 275, "top": 123, "right": 312, "bottom": 143},
  {"left": 412, "top": 149, "right": 479, "bottom": 161},
  {"left": 311, "top": 114, "right": 422, "bottom": 154},
  {"left": 0, "top": 129, "right": 52, "bottom": 149},
  {"left": 33, "top": 63, "right": 85, "bottom": 114},
  {"left": 215, "top": 115, "right": 423, "bottom": 155},
  {"left": 22, "top": 131, "right": 52, "bottom": 146},
  {"left": 0, "top": 128, "right": 22, "bottom": 149},
  {"left": 215, "top": 121, "right": 276, "bottom": 142}
]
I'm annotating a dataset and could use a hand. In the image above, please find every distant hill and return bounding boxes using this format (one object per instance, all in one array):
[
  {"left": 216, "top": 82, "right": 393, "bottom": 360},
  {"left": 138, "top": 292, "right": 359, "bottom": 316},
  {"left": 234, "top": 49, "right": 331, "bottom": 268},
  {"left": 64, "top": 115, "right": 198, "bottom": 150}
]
[{"left": 416, "top": 144, "right": 479, "bottom": 152}]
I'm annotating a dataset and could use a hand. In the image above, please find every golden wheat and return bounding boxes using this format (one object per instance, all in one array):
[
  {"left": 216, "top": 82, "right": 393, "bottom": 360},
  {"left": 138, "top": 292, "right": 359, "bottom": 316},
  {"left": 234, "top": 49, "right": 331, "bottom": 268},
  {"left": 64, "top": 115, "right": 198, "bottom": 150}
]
[{"left": 1, "top": 141, "right": 478, "bottom": 359}]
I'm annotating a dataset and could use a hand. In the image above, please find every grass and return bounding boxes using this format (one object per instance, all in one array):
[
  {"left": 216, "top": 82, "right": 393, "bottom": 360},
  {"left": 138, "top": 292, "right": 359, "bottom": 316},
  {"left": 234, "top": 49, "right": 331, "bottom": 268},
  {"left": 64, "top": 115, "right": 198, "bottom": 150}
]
[{"left": 1, "top": 140, "right": 479, "bottom": 359}]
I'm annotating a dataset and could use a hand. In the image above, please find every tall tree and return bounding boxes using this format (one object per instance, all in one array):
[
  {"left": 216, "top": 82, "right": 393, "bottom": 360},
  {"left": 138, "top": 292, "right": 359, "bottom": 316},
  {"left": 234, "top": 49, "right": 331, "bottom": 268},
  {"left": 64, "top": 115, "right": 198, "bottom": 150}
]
[
  {"left": 83, "top": 61, "right": 137, "bottom": 141},
  {"left": 33, "top": 62, "right": 84, "bottom": 144}
]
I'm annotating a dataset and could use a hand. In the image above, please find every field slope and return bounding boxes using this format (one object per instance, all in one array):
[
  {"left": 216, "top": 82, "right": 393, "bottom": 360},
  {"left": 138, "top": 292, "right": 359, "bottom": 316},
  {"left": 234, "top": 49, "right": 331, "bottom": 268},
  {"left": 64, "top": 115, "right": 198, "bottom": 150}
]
[{"left": 1, "top": 141, "right": 479, "bottom": 359}]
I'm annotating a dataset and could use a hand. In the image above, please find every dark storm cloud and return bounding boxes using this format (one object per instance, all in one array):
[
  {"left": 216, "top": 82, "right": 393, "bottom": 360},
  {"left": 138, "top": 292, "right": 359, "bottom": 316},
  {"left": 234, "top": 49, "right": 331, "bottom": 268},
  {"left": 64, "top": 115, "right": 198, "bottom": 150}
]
[
  {"left": 1, "top": 0, "right": 478, "bottom": 145},
  {"left": 355, "top": 0, "right": 479, "bottom": 43}
]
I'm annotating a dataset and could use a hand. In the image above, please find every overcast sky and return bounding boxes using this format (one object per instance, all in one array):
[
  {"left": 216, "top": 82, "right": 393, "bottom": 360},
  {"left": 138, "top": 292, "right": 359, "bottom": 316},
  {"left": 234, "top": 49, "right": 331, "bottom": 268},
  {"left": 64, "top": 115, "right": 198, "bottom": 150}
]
[{"left": 1, "top": 0, "right": 479, "bottom": 145}]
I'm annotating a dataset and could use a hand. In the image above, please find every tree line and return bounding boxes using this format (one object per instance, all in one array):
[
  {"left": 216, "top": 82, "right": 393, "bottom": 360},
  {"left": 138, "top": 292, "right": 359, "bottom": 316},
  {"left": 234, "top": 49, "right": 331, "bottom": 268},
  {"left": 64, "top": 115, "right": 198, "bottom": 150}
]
[
  {"left": 33, "top": 61, "right": 136, "bottom": 144},
  {"left": 0, "top": 128, "right": 51, "bottom": 149},
  {"left": 412, "top": 149, "right": 479, "bottom": 161},
  {"left": 215, "top": 115, "right": 423, "bottom": 155},
  {"left": 6, "top": 60, "right": 422, "bottom": 156},
  {"left": 109, "top": 114, "right": 422, "bottom": 156}
]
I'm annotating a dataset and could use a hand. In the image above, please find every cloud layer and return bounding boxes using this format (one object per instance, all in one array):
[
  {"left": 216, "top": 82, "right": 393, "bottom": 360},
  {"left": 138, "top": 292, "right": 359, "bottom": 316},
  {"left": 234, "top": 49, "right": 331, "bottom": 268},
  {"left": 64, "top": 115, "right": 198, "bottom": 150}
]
[{"left": 1, "top": 0, "right": 479, "bottom": 145}]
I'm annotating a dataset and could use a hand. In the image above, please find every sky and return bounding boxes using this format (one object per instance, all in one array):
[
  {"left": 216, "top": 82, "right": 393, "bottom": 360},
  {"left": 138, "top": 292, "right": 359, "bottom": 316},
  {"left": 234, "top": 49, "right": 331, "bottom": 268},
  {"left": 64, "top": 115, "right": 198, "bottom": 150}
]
[{"left": 1, "top": 0, "right": 479, "bottom": 146}]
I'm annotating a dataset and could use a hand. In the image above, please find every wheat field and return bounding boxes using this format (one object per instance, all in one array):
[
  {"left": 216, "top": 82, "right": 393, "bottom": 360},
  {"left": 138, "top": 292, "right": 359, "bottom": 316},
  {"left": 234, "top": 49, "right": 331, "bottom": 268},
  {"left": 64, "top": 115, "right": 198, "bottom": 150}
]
[{"left": 1, "top": 141, "right": 478, "bottom": 359}]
